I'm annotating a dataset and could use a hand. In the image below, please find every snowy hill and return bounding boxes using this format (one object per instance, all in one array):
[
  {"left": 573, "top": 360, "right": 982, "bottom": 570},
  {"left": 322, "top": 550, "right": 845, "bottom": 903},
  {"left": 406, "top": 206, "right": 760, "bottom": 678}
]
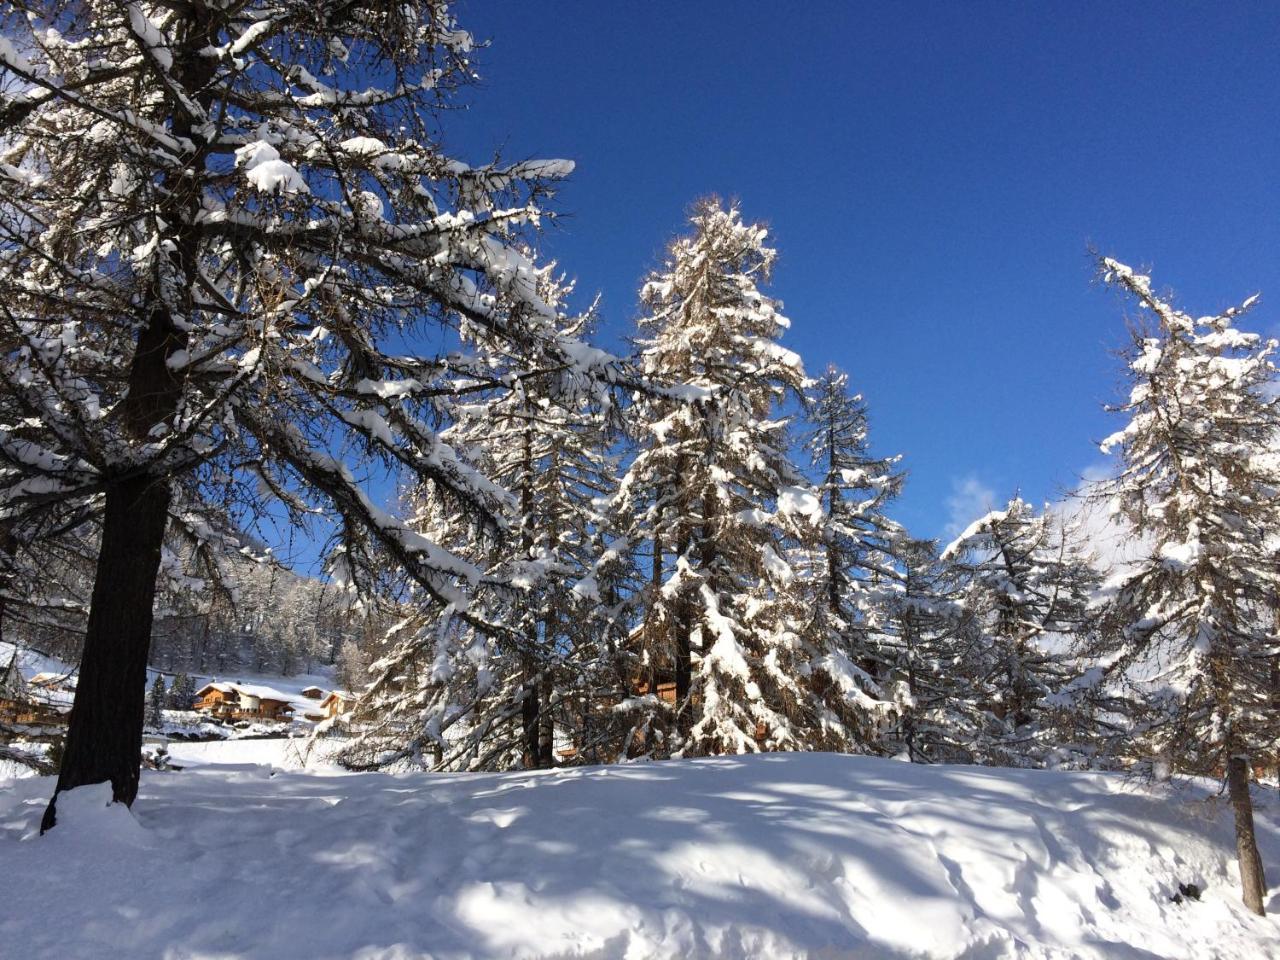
[{"left": 2, "top": 753, "right": 1277, "bottom": 959}]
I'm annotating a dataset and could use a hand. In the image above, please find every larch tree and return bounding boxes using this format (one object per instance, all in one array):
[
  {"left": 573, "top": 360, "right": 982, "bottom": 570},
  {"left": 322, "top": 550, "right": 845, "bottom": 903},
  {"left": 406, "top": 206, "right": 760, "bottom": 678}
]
[
  {"left": 799, "top": 365, "right": 904, "bottom": 750},
  {"left": 615, "top": 198, "right": 827, "bottom": 757},
  {"left": 0, "top": 0, "right": 625, "bottom": 829},
  {"left": 1087, "top": 258, "right": 1279, "bottom": 915},
  {"left": 941, "top": 497, "right": 1099, "bottom": 766},
  {"left": 339, "top": 269, "right": 626, "bottom": 772},
  {"left": 872, "top": 532, "right": 982, "bottom": 763}
]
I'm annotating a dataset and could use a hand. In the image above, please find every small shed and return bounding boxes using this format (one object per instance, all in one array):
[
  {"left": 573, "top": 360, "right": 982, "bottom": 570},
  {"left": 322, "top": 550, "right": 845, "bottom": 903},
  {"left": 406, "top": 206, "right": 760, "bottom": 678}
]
[{"left": 300, "top": 685, "right": 326, "bottom": 700}]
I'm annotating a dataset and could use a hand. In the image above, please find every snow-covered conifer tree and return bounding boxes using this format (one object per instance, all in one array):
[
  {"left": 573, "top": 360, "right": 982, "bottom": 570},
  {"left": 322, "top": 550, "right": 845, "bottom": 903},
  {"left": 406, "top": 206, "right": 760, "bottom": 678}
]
[
  {"left": 341, "top": 272, "right": 627, "bottom": 771},
  {"left": 145, "top": 675, "right": 167, "bottom": 730},
  {"left": 797, "top": 365, "right": 904, "bottom": 750},
  {"left": 0, "top": 1, "right": 625, "bottom": 827},
  {"left": 942, "top": 497, "right": 1099, "bottom": 766},
  {"left": 872, "top": 532, "right": 985, "bottom": 762},
  {"left": 166, "top": 673, "right": 194, "bottom": 711},
  {"left": 615, "top": 199, "right": 826, "bottom": 756},
  {"left": 1086, "top": 259, "right": 1280, "bottom": 914}
]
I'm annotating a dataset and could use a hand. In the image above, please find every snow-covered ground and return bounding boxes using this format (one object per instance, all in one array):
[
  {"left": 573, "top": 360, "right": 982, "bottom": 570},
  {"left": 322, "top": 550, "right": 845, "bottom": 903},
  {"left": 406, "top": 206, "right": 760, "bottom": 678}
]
[
  {"left": 166, "top": 734, "right": 337, "bottom": 770},
  {"left": 1, "top": 752, "right": 1276, "bottom": 959}
]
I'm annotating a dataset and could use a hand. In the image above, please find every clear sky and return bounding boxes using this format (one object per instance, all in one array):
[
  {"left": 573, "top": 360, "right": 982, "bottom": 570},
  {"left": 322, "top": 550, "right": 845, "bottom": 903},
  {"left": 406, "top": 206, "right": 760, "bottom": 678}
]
[{"left": 445, "top": 1, "right": 1280, "bottom": 540}]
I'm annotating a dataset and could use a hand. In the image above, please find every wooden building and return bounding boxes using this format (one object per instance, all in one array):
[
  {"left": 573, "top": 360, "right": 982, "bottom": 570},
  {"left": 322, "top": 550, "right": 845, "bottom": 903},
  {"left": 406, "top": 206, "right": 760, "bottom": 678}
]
[
  {"left": 318, "top": 690, "right": 356, "bottom": 720},
  {"left": 0, "top": 657, "right": 65, "bottom": 726},
  {"left": 193, "top": 682, "right": 296, "bottom": 723}
]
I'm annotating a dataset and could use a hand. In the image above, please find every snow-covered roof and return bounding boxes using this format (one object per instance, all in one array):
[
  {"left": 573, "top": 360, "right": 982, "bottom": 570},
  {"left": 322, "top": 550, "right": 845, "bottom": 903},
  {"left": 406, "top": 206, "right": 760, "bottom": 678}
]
[
  {"left": 231, "top": 682, "right": 296, "bottom": 703},
  {"left": 196, "top": 681, "right": 296, "bottom": 705},
  {"left": 28, "top": 671, "right": 70, "bottom": 686}
]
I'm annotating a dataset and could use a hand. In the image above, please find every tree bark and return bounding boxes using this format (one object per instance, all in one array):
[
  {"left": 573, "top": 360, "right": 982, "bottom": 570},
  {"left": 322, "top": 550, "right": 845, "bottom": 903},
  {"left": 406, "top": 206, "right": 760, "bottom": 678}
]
[
  {"left": 40, "top": 300, "right": 188, "bottom": 831},
  {"left": 41, "top": 473, "right": 172, "bottom": 829},
  {"left": 1227, "top": 754, "right": 1268, "bottom": 916},
  {"left": 520, "top": 668, "right": 541, "bottom": 770},
  {"left": 537, "top": 669, "right": 555, "bottom": 767}
]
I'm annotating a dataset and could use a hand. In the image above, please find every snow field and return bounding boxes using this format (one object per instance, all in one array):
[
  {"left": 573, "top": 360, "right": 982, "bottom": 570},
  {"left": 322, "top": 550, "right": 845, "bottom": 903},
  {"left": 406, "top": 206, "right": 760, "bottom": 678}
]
[{"left": 1, "top": 753, "right": 1277, "bottom": 959}]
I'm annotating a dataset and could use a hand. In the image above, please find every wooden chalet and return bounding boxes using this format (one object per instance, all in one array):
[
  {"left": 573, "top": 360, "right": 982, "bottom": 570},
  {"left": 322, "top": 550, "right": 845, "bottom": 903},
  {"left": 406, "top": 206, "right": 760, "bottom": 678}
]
[
  {"left": 0, "top": 657, "right": 65, "bottom": 726},
  {"left": 193, "top": 682, "right": 296, "bottom": 722},
  {"left": 300, "top": 685, "right": 326, "bottom": 700},
  {"left": 317, "top": 690, "right": 356, "bottom": 720}
]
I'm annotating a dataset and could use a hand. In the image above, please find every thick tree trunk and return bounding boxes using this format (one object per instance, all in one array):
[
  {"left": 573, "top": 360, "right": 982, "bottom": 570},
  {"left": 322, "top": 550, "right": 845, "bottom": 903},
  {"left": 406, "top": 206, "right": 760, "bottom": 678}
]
[
  {"left": 40, "top": 308, "right": 186, "bottom": 831},
  {"left": 41, "top": 473, "right": 172, "bottom": 830},
  {"left": 1226, "top": 754, "right": 1268, "bottom": 916}
]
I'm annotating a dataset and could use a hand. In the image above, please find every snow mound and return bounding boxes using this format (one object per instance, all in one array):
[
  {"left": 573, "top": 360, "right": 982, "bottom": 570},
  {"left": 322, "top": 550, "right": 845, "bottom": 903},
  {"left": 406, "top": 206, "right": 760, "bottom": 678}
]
[
  {"left": 46, "top": 782, "right": 148, "bottom": 845},
  {"left": 1, "top": 754, "right": 1276, "bottom": 958}
]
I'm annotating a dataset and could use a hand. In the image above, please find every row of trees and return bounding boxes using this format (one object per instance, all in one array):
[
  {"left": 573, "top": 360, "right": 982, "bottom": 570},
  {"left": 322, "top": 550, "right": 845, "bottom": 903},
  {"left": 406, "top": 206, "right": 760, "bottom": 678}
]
[
  {"left": 0, "top": 0, "right": 1273, "bottom": 914},
  {"left": 15, "top": 556, "right": 364, "bottom": 680},
  {"left": 339, "top": 201, "right": 1105, "bottom": 774}
]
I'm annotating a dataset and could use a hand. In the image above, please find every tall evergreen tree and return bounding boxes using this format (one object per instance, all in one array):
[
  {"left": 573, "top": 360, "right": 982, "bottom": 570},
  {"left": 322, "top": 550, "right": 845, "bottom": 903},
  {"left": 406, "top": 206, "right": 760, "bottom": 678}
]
[
  {"left": 798, "top": 365, "right": 904, "bottom": 750},
  {"left": 167, "top": 673, "right": 195, "bottom": 711},
  {"left": 1086, "top": 259, "right": 1280, "bottom": 914},
  {"left": 872, "top": 533, "right": 982, "bottom": 763},
  {"left": 615, "top": 198, "right": 827, "bottom": 756},
  {"left": 341, "top": 271, "right": 626, "bottom": 771},
  {"left": 0, "top": 0, "right": 625, "bottom": 828}
]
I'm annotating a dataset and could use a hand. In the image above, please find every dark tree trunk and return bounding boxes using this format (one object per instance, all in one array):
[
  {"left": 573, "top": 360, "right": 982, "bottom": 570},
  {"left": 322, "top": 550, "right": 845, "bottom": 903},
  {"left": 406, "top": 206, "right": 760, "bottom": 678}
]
[
  {"left": 1227, "top": 754, "right": 1267, "bottom": 916},
  {"left": 41, "top": 473, "right": 172, "bottom": 830},
  {"left": 517, "top": 422, "right": 548, "bottom": 770},
  {"left": 40, "top": 8, "right": 213, "bottom": 832},
  {"left": 521, "top": 670, "right": 541, "bottom": 770},
  {"left": 538, "top": 668, "right": 555, "bottom": 767},
  {"left": 674, "top": 527, "right": 692, "bottom": 707},
  {"left": 40, "top": 308, "right": 186, "bottom": 831}
]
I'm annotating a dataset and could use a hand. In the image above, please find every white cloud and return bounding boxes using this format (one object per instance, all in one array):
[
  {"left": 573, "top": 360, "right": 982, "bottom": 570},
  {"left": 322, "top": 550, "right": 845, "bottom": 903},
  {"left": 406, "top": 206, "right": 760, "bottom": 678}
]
[{"left": 944, "top": 474, "right": 997, "bottom": 539}]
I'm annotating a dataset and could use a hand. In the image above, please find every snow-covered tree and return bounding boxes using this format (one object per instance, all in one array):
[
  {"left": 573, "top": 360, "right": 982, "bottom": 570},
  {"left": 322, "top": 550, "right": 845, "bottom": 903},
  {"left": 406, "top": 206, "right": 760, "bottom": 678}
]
[
  {"left": 941, "top": 497, "right": 1099, "bottom": 766},
  {"left": 872, "top": 533, "right": 982, "bottom": 763},
  {"left": 340, "top": 271, "right": 628, "bottom": 771},
  {"left": 797, "top": 365, "right": 904, "bottom": 750},
  {"left": 1085, "top": 259, "right": 1279, "bottom": 915},
  {"left": 145, "top": 674, "right": 167, "bottom": 730},
  {"left": 334, "top": 639, "right": 372, "bottom": 695},
  {"left": 0, "top": 650, "right": 28, "bottom": 702},
  {"left": 0, "top": 0, "right": 626, "bottom": 828},
  {"left": 166, "top": 672, "right": 195, "bottom": 711},
  {"left": 615, "top": 198, "right": 828, "bottom": 756}
]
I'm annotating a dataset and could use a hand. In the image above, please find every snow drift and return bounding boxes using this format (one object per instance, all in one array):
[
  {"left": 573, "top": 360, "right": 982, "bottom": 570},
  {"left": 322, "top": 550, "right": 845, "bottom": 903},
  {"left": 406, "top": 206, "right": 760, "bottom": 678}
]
[{"left": 1, "top": 753, "right": 1276, "bottom": 959}]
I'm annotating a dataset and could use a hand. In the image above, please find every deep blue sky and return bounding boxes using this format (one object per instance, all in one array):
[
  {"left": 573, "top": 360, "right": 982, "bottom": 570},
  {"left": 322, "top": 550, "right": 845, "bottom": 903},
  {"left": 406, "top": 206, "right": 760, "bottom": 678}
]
[{"left": 447, "top": 1, "right": 1280, "bottom": 539}]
